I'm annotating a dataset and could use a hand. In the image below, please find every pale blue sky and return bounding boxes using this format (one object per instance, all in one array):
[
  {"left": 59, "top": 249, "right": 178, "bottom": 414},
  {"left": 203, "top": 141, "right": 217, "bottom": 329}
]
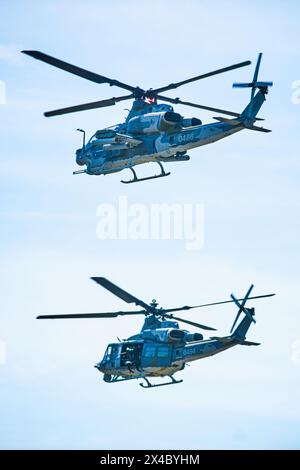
[{"left": 0, "top": 0, "right": 300, "bottom": 449}]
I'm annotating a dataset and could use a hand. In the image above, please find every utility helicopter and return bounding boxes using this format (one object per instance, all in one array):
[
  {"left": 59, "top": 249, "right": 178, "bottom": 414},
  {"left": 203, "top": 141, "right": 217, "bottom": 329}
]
[
  {"left": 37, "top": 277, "right": 275, "bottom": 388},
  {"left": 22, "top": 51, "right": 272, "bottom": 183}
]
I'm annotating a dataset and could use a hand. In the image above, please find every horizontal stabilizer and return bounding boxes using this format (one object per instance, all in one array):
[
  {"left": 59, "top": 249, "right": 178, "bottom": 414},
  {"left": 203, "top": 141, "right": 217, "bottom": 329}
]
[
  {"left": 245, "top": 125, "right": 272, "bottom": 133},
  {"left": 239, "top": 340, "right": 261, "bottom": 346}
]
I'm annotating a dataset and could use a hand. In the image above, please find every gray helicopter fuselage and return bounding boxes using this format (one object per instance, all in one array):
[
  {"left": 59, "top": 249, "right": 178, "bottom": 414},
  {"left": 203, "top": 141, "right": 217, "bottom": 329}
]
[
  {"left": 95, "top": 315, "right": 240, "bottom": 381},
  {"left": 22, "top": 50, "right": 271, "bottom": 184},
  {"left": 96, "top": 335, "right": 238, "bottom": 380},
  {"left": 75, "top": 102, "right": 243, "bottom": 176},
  {"left": 37, "top": 275, "right": 271, "bottom": 387}
]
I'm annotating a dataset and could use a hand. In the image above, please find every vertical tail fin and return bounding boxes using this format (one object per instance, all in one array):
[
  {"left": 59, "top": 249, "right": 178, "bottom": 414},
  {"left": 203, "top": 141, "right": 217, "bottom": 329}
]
[
  {"left": 229, "top": 286, "right": 275, "bottom": 341},
  {"left": 233, "top": 53, "right": 273, "bottom": 122},
  {"left": 232, "top": 306, "right": 256, "bottom": 341}
]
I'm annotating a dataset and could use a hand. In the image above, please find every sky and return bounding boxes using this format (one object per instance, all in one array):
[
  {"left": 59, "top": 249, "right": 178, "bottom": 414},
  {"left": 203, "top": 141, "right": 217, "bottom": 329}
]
[{"left": 0, "top": 0, "right": 300, "bottom": 450}]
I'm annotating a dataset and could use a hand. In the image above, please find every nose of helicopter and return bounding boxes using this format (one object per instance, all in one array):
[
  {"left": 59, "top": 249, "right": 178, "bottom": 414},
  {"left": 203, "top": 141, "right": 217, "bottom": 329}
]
[
  {"left": 76, "top": 148, "right": 88, "bottom": 166},
  {"left": 94, "top": 361, "right": 104, "bottom": 372}
]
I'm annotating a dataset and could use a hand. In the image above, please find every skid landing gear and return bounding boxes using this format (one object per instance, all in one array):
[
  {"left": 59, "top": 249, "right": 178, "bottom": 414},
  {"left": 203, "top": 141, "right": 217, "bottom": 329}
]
[
  {"left": 103, "top": 374, "right": 140, "bottom": 384},
  {"left": 139, "top": 376, "right": 183, "bottom": 389},
  {"left": 121, "top": 162, "right": 170, "bottom": 184}
]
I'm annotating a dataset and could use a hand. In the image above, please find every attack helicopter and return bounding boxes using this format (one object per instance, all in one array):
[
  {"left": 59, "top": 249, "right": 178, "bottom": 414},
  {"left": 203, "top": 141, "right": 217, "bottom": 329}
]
[
  {"left": 22, "top": 51, "right": 272, "bottom": 183},
  {"left": 37, "top": 277, "right": 275, "bottom": 388}
]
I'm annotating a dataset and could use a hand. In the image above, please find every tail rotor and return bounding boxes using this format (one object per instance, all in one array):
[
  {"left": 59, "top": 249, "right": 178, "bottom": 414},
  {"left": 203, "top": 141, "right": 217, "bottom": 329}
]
[
  {"left": 230, "top": 284, "right": 256, "bottom": 333},
  {"left": 232, "top": 52, "right": 273, "bottom": 95}
]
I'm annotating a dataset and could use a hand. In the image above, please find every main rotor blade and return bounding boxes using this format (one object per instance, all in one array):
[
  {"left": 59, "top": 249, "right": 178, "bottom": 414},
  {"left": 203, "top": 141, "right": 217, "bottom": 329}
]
[
  {"left": 91, "top": 277, "right": 152, "bottom": 311},
  {"left": 165, "top": 314, "right": 216, "bottom": 331},
  {"left": 22, "top": 50, "right": 137, "bottom": 93},
  {"left": 163, "top": 293, "right": 275, "bottom": 314},
  {"left": 44, "top": 94, "right": 133, "bottom": 117},
  {"left": 157, "top": 94, "right": 241, "bottom": 117},
  {"left": 151, "top": 60, "right": 251, "bottom": 94},
  {"left": 36, "top": 310, "right": 146, "bottom": 320}
]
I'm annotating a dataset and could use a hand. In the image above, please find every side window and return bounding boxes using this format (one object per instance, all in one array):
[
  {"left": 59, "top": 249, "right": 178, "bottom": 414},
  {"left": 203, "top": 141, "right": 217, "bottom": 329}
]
[
  {"left": 144, "top": 345, "right": 156, "bottom": 358},
  {"left": 157, "top": 346, "right": 169, "bottom": 358},
  {"left": 104, "top": 346, "right": 112, "bottom": 360},
  {"left": 111, "top": 345, "right": 119, "bottom": 356}
]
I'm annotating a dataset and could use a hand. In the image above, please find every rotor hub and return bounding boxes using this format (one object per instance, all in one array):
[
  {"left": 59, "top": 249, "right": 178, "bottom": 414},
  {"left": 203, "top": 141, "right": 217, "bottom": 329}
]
[{"left": 150, "top": 299, "right": 159, "bottom": 309}]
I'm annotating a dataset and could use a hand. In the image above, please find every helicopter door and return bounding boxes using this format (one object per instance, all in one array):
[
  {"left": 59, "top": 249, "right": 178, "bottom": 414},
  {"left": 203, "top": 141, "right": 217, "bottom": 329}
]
[
  {"left": 142, "top": 344, "right": 172, "bottom": 367},
  {"left": 156, "top": 345, "right": 172, "bottom": 367},
  {"left": 110, "top": 345, "right": 120, "bottom": 368},
  {"left": 120, "top": 343, "right": 143, "bottom": 370}
]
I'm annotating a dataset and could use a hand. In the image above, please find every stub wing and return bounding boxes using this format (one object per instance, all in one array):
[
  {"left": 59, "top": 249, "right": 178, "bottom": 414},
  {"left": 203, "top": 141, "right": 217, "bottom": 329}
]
[
  {"left": 115, "top": 133, "right": 143, "bottom": 147},
  {"left": 94, "top": 132, "right": 143, "bottom": 150}
]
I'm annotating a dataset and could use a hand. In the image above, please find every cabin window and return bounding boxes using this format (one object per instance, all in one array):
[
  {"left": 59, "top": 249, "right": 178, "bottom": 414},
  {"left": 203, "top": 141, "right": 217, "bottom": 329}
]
[
  {"left": 157, "top": 346, "right": 169, "bottom": 358},
  {"left": 144, "top": 345, "right": 156, "bottom": 358},
  {"left": 103, "top": 346, "right": 112, "bottom": 361}
]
